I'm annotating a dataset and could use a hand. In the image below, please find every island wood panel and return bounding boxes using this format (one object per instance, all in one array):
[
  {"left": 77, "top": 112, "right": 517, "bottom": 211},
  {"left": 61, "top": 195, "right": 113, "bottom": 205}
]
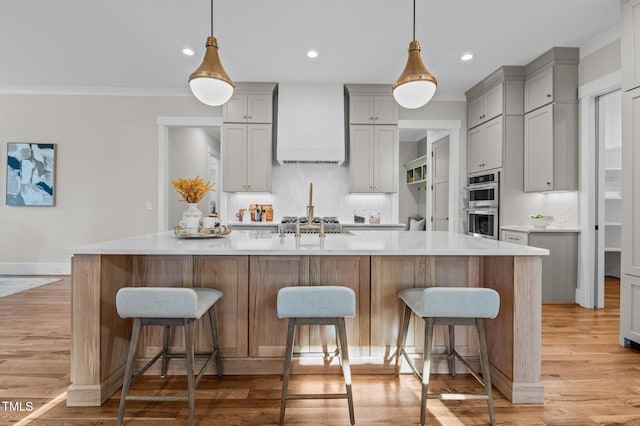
[
  {"left": 132, "top": 255, "right": 194, "bottom": 358},
  {"left": 370, "top": 256, "right": 426, "bottom": 360},
  {"left": 249, "top": 255, "right": 310, "bottom": 357},
  {"left": 68, "top": 254, "right": 135, "bottom": 406},
  {"left": 370, "top": 256, "right": 481, "bottom": 363},
  {"left": 308, "top": 256, "right": 370, "bottom": 357},
  {"left": 194, "top": 256, "right": 249, "bottom": 358},
  {"left": 482, "top": 255, "right": 543, "bottom": 403}
]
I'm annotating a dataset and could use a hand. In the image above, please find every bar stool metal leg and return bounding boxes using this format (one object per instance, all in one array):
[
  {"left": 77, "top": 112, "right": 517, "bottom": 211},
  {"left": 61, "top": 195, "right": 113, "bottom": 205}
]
[
  {"left": 184, "top": 319, "right": 196, "bottom": 426},
  {"left": 448, "top": 324, "right": 456, "bottom": 376},
  {"left": 161, "top": 325, "right": 170, "bottom": 378},
  {"left": 420, "top": 317, "right": 435, "bottom": 426},
  {"left": 117, "top": 318, "right": 141, "bottom": 426},
  {"left": 395, "top": 304, "right": 412, "bottom": 373},
  {"left": 477, "top": 318, "right": 496, "bottom": 426},
  {"left": 336, "top": 317, "right": 355, "bottom": 426},
  {"left": 209, "top": 306, "right": 223, "bottom": 377},
  {"left": 279, "top": 318, "right": 296, "bottom": 426}
]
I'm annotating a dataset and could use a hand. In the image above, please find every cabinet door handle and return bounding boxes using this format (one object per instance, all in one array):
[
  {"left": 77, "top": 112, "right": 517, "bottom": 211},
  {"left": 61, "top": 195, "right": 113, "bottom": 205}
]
[
  {"left": 546, "top": 94, "right": 552, "bottom": 98},
  {"left": 546, "top": 181, "right": 551, "bottom": 186},
  {"left": 248, "top": 115, "right": 252, "bottom": 119},
  {"left": 243, "top": 115, "right": 248, "bottom": 119}
]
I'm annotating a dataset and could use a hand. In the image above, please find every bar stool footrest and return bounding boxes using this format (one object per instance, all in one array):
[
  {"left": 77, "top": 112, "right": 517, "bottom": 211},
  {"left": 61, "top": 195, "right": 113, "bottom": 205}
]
[
  {"left": 287, "top": 393, "right": 350, "bottom": 400},
  {"left": 125, "top": 395, "right": 189, "bottom": 402}
]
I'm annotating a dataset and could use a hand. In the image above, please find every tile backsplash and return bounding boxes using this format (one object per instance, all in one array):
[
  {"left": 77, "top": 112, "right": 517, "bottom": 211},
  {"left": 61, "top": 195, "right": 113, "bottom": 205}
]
[
  {"left": 223, "top": 164, "right": 396, "bottom": 223},
  {"left": 527, "top": 191, "right": 579, "bottom": 228}
]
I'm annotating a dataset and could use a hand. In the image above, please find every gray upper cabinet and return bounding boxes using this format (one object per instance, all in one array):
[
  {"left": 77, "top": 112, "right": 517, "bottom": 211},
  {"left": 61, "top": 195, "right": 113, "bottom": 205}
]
[
  {"left": 622, "top": 0, "right": 640, "bottom": 91},
  {"left": 346, "top": 84, "right": 399, "bottom": 193},
  {"left": 467, "top": 82, "right": 503, "bottom": 129},
  {"left": 524, "top": 67, "right": 553, "bottom": 113},
  {"left": 222, "top": 83, "right": 276, "bottom": 123},
  {"left": 221, "top": 83, "right": 276, "bottom": 192},
  {"left": 523, "top": 48, "right": 579, "bottom": 192},
  {"left": 467, "top": 115, "right": 503, "bottom": 174},
  {"left": 349, "top": 94, "right": 398, "bottom": 125},
  {"left": 349, "top": 125, "right": 398, "bottom": 193},
  {"left": 223, "top": 93, "right": 273, "bottom": 123}
]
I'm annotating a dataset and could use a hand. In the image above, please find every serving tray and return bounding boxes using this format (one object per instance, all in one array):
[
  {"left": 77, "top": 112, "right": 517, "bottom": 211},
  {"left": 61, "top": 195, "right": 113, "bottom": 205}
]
[{"left": 174, "top": 225, "right": 232, "bottom": 239}]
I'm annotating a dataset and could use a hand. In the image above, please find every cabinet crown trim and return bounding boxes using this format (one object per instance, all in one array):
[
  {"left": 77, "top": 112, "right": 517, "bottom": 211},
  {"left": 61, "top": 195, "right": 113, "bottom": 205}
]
[
  {"left": 465, "top": 66, "right": 525, "bottom": 100},
  {"left": 525, "top": 47, "right": 579, "bottom": 76}
]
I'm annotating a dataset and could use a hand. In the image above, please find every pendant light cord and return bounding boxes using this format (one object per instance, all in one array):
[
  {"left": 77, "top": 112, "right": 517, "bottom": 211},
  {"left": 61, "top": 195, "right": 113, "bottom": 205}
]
[
  {"left": 412, "top": 0, "right": 416, "bottom": 41},
  {"left": 210, "top": 0, "right": 214, "bottom": 37}
]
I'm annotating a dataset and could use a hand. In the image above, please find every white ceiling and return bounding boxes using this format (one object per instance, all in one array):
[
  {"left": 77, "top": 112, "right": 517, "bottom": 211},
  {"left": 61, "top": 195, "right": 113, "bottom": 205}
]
[{"left": 0, "top": 0, "right": 621, "bottom": 103}]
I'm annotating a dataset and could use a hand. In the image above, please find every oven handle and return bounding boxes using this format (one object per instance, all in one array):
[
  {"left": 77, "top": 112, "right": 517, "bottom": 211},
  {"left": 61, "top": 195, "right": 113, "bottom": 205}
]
[
  {"left": 467, "top": 183, "right": 499, "bottom": 191},
  {"left": 465, "top": 208, "right": 499, "bottom": 214}
]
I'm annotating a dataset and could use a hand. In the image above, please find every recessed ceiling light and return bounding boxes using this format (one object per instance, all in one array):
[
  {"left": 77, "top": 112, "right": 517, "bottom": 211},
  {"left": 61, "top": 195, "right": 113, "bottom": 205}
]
[
  {"left": 182, "top": 48, "right": 195, "bottom": 56},
  {"left": 307, "top": 50, "right": 318, "bottom": 59},
  {"left": 461, "top": 52, "right": 474, "bottom": 61}
]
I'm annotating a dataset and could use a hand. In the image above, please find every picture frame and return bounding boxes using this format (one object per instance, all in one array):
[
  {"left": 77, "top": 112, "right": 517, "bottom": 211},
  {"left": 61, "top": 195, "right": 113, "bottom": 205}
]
[{"left": 6, "top": 142, "right": 56, "bottom": 206}]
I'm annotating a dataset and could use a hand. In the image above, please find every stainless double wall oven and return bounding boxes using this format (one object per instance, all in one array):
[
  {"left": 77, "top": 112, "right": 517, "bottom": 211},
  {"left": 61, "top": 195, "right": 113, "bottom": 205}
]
[{"left": 467, "top": 171, "right": 499, "bottom": 239}]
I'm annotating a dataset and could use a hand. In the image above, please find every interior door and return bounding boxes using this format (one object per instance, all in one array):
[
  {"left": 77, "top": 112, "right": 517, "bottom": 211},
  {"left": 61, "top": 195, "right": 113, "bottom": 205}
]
[{"left": 432, "top": 136, "right": 450, "bottom": 231}]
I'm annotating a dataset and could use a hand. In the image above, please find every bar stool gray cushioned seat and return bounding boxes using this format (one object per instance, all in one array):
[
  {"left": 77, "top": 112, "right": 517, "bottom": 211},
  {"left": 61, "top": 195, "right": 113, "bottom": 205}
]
[
  {"left": 277, "top": 286, "right": 356, "bottom": 426},
  {"left": 396, "top": 287, "right": 500, "bottom": 426},
  {"left": 115, "top": 287, "right": 223, "bottom": 426}
]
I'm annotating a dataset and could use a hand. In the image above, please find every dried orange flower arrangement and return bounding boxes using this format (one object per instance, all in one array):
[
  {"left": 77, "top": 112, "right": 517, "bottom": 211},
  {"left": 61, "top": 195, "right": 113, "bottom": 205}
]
[{"left": 171, "top": 176, "right": 215, "bottom": 203}]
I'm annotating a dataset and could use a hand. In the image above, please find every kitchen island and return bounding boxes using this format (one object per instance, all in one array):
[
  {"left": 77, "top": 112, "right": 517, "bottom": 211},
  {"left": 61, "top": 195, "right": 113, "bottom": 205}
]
[{"left": 66, "top": 230, "right": 547, "bottom": 406}]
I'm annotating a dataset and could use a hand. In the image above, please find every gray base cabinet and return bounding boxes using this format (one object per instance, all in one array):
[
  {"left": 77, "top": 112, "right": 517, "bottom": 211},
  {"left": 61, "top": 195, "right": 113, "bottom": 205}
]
[{"left": 501, "top": 229, "right": 578, "bottom": 303}]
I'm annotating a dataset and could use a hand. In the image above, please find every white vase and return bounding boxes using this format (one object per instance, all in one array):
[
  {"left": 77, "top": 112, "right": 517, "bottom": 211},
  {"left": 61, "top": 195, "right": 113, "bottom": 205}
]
[{"left": 180, "top": 203, "right": 203, "bottom": 231}]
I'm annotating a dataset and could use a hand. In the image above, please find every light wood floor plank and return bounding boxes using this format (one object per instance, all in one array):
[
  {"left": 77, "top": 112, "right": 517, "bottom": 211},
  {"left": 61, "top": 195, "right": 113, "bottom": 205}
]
[{"left": 2, "top": 276, "right": 640, "bottom": 425}]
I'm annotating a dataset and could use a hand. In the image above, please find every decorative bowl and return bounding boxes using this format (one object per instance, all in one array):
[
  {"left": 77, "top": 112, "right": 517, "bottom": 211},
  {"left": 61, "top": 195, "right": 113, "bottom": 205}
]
[{"left": 528, "top": 215, "right": 554, "bottom": 228}]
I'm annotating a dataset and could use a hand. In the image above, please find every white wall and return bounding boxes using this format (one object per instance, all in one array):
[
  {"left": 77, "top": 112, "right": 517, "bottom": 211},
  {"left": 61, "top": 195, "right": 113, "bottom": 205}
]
[{"left": 0, "top": 94, "right": 219, "bottom": 274}]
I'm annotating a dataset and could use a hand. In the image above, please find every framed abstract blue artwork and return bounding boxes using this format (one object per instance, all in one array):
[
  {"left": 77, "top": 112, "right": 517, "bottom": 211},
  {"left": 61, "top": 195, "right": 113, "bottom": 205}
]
[{"left": 6, "top": 143, "right": 56, "bottom": 206}]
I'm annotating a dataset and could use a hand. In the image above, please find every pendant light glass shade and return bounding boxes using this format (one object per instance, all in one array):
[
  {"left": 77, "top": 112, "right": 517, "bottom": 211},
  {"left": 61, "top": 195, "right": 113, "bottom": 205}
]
[
  {"left": 392, "top": 0, "right": 437, "bottom": 109},
  {"left": 392, "top": 41, "right": 437, "bottom": 109},
  {"left": 188, "top": 0, "right": 235, "bottom": 106}
]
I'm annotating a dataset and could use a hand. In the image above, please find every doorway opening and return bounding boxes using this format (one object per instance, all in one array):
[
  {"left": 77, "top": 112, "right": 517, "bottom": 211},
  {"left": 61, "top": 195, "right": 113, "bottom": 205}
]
[
  {"left": 157, "top": 116, "right": 222, "bottom": 232},
  {"left": 398, "top": 120, "right": 461, "bottom": 233},
  {"left": 577, "top": 71, "right": 621, "bottom": 308}
]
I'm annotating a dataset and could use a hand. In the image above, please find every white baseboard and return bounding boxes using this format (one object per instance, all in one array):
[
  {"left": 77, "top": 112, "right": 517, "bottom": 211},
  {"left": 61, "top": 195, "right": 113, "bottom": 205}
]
[{"left": 0, "top": 262, "right": 71, "bottom": 275}]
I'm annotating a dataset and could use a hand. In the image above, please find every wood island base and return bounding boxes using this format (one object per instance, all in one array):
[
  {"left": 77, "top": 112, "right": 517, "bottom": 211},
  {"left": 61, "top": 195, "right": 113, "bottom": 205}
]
[{"left": 68, "top": 253, "right": 543, "bottom": 406}]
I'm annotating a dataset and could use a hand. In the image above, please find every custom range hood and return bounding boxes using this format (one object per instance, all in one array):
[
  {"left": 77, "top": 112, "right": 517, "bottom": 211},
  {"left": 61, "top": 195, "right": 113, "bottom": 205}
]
[{"left": 276, "top": 83, "right": 345, "bottom": 165}]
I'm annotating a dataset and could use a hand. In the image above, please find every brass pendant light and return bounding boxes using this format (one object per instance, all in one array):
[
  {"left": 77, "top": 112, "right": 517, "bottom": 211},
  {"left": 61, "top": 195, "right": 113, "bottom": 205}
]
[
  {"left": 392, "top": 0, "right": 437, "bottom": 109},
  {"left": 189, "top": 0, "right": 235, "bottom": 106}
]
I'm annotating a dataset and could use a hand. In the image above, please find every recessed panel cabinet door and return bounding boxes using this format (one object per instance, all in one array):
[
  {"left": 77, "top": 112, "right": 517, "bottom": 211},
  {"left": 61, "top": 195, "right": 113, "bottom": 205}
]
[
  {"left": 524, "top": 67, "right": 554, "bottom": 113},
  {"left": 467, "top": 125, "right": 484, "bottom": 174},
  {"left": 222, "top": 125, "right": 247, "bottom": 192},
  {"left": 349, "top": 126, "right": 374, "bottom": 192},
  {"left": 246, "top": 124, "right": 272, "bottom": 192},
  {"left": 373, "top": 125, "right": 398, "bottom": 192},
  {"left": 483, "top": 115, "right": 503, "bottom": 171},
  {"left": 524, "top": 104, "right": 554, "bottom": 192}
]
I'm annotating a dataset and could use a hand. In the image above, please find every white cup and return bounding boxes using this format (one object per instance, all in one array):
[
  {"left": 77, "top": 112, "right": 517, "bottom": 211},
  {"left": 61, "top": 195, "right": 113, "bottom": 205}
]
[
  {"left": 201, "top": 217, "right": 218, "bottom": 230},
  {"left": 179, "top": 217, "right": 199, "bottom": 232}
]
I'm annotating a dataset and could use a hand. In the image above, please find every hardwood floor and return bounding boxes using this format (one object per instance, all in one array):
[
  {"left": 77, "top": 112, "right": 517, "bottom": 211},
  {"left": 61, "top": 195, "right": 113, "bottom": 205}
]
[{"left": 2, "top": 276, "right": 639, "bottom": 425}]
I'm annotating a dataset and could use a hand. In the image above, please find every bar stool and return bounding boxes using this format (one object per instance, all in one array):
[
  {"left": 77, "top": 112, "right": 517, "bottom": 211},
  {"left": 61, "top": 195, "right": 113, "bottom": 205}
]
[
  {"left": 277, "top": 286, "right": 356, "bottom": 426},
  {"left": 396, "top": 287, "right": 500, "bottom": 426},
  {"left": 115, "top": 287, "right": 223, "bottom": 426}
]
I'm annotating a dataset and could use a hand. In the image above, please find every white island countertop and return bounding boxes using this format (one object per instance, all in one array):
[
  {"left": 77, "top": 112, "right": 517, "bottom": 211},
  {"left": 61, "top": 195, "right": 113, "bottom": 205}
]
[{"left": 67, "top": 230, "right": 549, "bottom": 256}]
